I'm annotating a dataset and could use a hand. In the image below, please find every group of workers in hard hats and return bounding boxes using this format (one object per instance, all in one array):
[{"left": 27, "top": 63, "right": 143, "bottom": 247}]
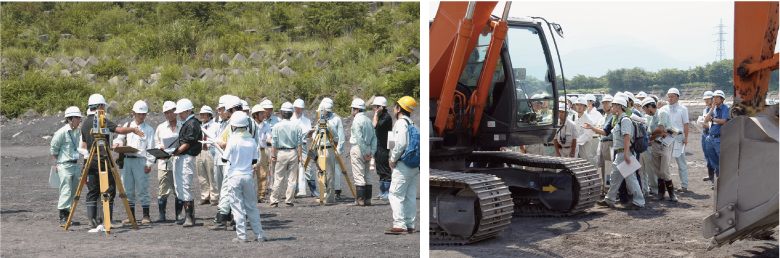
[
  {"left": 51, "top": 92, "right": 420, "bottom": 242},
  {"left": 516, "top": 88, "right": 729, "bottom": 210}
]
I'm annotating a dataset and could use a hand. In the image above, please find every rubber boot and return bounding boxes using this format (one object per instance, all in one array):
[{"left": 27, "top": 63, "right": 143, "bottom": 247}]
[
  {"left": 141, "top": 207, "right": 151, "bottom": 223},
  {"left": 175, "top": 199, "right": 185, "bottom": 225},
  {"left": 108, "top": 205, "right": 123, "bottom": 228},
  {"left": 348, "top": 186, "right": 365, "bottom": 206},
  {"left": 381, "top": 182, "right": 390, "bottom": 199},
  {"left": 335, "top": 190, "right": 342, "bottom": 202},
  {"left": 182, "top": 201, "right": 194, "bottom": 227},
  {"left": 59, "top": 209, "right": 67, "bottom": 226},
  {"left": 652, "top": 179, "right": 665, "bottom": 201},
  {"left": 155, "top": 199, "right": 167, "bottom": 222},
  {"left": 307, "top": 180, "right": 319, "bottom": 197},
  {"left": 122, "top": 205, "right": 135, "bottom": 224},
  {"left": 666, "top": 180, "right": 678, "bottom": 202},
  {"left": 704, "top": 168, "right": 715, "bottom": 181},
  {"left": 364, "top": 185, "right": 372, "bottom": 206},
  {"left": 87, "top": 203, "right": 98, "bottom": 229},
  {"left": 207, "top": 212, "right": 227, "bottom": 230}
]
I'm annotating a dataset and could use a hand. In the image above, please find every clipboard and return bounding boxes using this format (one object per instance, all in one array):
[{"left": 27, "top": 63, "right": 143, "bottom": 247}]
[
  {"left": 113, "top": 146, "right": 140, "bottom": 153},
  {"left": 148, "top": 148, "right": 172, "bottom": 159}
]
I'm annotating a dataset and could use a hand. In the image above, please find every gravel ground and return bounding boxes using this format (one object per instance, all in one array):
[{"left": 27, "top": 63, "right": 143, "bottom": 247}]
[
  {"left": 1, "top": 109, "right": 421, "bottom": 257},
  {"left": 431, "top": 110, "right": 778, "bottom": 258}
]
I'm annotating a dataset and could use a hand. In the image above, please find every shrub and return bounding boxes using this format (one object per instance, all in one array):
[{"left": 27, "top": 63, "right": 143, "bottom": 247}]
[
  {"left": 91, "top": 59, "right": 128, "bottom": 78},
  {"left": 1, "top": 71, "right": 93, "bottom": 118},
  {"left": 382, "top": 64, "right": 420, "bottom": 100}
]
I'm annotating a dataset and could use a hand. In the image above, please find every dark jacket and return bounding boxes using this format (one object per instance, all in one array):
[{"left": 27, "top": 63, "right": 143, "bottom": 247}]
[
  {"left": 374, "top": 111, "right": 393, "bottom": 151},
  {"left": 176, "top": 115, "right": 202, "bottom": 156}
]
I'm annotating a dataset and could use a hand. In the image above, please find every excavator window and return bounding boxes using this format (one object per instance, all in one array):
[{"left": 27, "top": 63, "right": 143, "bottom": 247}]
[
  {"left": 459, "top": 28, "right": 507, "bottom": 116},
  {"left": 507, "top": 26, "right": 555, "bottom": 127}
]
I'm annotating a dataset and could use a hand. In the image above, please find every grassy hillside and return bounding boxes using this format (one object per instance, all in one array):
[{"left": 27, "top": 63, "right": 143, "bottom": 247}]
[{"left": 0, "top": 2, "right": 420, "bottom": 119}]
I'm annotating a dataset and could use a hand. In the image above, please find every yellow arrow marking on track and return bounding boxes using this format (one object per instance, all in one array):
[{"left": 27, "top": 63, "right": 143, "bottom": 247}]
[{"left": 543, "top": 185, "right": 557, "bottom": 193}]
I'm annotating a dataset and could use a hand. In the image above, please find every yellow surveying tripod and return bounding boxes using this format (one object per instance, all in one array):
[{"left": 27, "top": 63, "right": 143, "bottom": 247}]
[
  {"left": 63, "top": 110, "right": 137, "bottom": 233},
  {"left": 303, "top": 110, "right": 356, "bottom": 206}
]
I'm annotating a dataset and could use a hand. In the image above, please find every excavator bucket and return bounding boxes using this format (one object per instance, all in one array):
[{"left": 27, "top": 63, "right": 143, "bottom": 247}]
[{"left": 702, "top": 107, "right": 779, "bottom": 250}]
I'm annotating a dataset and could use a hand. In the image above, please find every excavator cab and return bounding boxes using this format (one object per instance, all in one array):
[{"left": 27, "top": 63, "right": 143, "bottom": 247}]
[{"left": 430, "top": 2, "right": 601, "bottom": 244}]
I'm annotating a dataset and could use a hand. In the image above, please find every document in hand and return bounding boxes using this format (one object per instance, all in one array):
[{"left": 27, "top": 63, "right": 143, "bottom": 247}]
[
  {"left": 161, "top": 135, "right": 178, "bottom": 149},
  {"left": 616, "top": 156, "right": 641, "bottom": 178},
  {"left": 672, "top": 141, "right": 685, "bottom": 157},
  {"left": 50, "top": 166, "right": 59, "bottom": 188}
]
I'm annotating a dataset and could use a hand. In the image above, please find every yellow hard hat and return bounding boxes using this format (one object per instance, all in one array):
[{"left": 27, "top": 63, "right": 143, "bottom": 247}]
[{"left": 397, "top": 96, "right": 417, "bottom": 112}]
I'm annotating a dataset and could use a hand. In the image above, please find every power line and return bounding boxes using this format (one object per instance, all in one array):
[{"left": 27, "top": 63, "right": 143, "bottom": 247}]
[{"left": 714, "top": 19, "right": 727, "bottom": 61}]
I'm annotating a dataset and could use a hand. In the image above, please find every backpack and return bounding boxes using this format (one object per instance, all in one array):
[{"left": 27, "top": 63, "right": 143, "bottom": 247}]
[
  {"left": 621, "top": 117, "right": 649, "bottom": 154},
  {"left": 399, "top": 117, "right": 420, "bottom": 168}
]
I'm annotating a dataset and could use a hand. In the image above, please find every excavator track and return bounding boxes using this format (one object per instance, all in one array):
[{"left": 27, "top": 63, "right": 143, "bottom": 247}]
[
  {"left": 467, "top": 151, "right": 602, "bottom": 217},
  {"left": 430, "top": 170, "right": 514, "bottom": 245}
]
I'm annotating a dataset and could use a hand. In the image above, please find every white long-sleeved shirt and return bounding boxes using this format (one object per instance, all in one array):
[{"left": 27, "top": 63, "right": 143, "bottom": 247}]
[
  {"left": 573, "top": 112, "right": 594, "bottom": 146},
  {"left": 155, "top": 120, "right": 182, "bottom": 170},
  {"left": 586, "top": 107, "right": 603, "bottom": 128},
  {"left": 291, "top": 113, "right": 313, "bottom": 145},
  {"left": 201, "top": 119, "right": 218, "bottom": 144},
  {"left": 114, "top": 120, "right": 156, "bottom": 167}
]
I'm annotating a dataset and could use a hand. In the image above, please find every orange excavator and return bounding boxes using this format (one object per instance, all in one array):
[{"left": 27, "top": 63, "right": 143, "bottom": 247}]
[
  {"left": 429, "top": 2, "right": 600, "bottom": 244},
  {"left": 702, "top": 1, "right": 779, "bottom": 250}
]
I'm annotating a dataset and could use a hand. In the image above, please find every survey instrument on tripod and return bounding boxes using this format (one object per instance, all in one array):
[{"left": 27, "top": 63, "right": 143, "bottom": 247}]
[{"left": 302, "top": 110, "right": 357, "bottom": 206}]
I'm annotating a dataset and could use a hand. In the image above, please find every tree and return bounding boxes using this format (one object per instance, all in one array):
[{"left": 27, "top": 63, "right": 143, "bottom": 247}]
[{"left": 304, "top": 2, "right": 368, "bottom": 48}]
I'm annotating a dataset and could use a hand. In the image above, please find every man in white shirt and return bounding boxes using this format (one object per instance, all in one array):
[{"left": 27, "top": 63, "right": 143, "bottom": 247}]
[
  {"left": 197, "top": 106, "right": 218, "bottom": 205},
  {"left": 660, "top": 88, "right": 690, "bottom": 191},
  {"left": 113, "top": 101, "right": 156, "bottom": 224},
  {"left": 223, "top": 111, "right": 267, "bottom": 243},
  {"left": 573, "top": 97, "right": 595, "bottom": 166},
  {"left": 291, "top": 99, "right": 314, "bottom": 197},
  {"left": 250, "top": 105, "right": 272, "bottom": 202},
  {"left": 554, "top": 105, "right": 578, "bottom": 157},
  {"left": 154, "top": 101, "right": 182, "bottom": 222}
]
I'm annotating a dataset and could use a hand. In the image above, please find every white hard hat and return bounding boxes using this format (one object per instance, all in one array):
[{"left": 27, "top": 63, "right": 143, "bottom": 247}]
[
  {"left": 132, "top": 100, "right": 148, "bottom": 113},
  {"left": 88, "top": 94, "right": 107, "bottom": 106},
  {"left": 713, "top": 90, "right": 726, "bottom": 99},
  {"left": 575, "top": 97, "right": 588, "bottom": 106},
  {"left": 703, "top": 91, "right": 713, "bottom": 99},
  {"left": 162, "top": 101, "right": 177, "bottom": 112},
  {"left": 641, "top": 98, "right": 656, "bottom": 107},
  {"left": 64, "top": 106, "right": 82, "bottom": 118},
  {"left": 174, "top": 99, "right": 194, "bottom": 114},
  {"left": 251, "top": 104, "right": 265, "bottom": 114},
  {"left": 322, "top": 98, "right": 333, "bottom": 105},
  {"left": 637, "top": 91, "right": 647, "bottom": 98},
  {"left": 569, "top": 97, "right": 578, "bottom": 104},
  {"left": 200, "top": 105, "right": 213, "bottom": 114},
  {"left": 280, "top": 102, "right": 294, "bottom": 112},
  {"left": 218, "top": 95, "right": 231, "bottom": 109},
  {"left": 612, "top": 96, "right": 628, "bottom": 107},
  {"left": 585, "top": 94, "right": 596, "bottom": 102},
  {"left": 667, "top": 88, "right": 680, "bottom": 96},
  {"left": 261, "top": 99, "right": 273, "bottom": 109},
  {"left": 614, "top": 92, "right": 626, "bottom": 102},
  {"left": 372, "top": 96, "right": 387, "bottom": 107},
  {"left": 602, "top": 94, "right": 613, "bottom": 102},
  {"left": 531, "top": 94, "right": 541, "bottom": 99},
  {"left": 241, "top": 100, "right": 250, "bottom": 111},
  {"left": 226, "top": 96, "right": 242, "bottom": 110},
  {"left": 539, "top": 92, "right": 550, "bottom": 99},
  {"left": 624, "top": 92, "right": 636, "bottom": 103},
  {"left": 293, "top": 99, "right": 305, "bottom": 108},
  {"left": 230, "top": 111, "right": 249, "bottom": 127},
  {"left": 558, "top": 96, "right": 566, "bottom": 102},
  {"left": 321, "top": 102, "right": 333, "bottom": 112},
  {"left": 350, "top": 98, "right": 365, "bottom": 109},
  {"left": 558, "top": 105, "right": 568, "bottom": 112}
]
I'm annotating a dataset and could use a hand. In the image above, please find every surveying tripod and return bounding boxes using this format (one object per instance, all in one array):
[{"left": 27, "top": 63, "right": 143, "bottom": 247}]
[
  {"left": 302, "top": 110, "right": 357, "bottom": 206},
  {"left": 63, "top": 110, "right": 137, "bottom": 233}
]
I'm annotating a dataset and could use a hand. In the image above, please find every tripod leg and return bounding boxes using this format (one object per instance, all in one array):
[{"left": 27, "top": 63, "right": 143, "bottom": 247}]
[
  {"left": 328, "top": 137, "right": 357, "bottom": 199},
  {"left": 106, "top": 150, "right": 137, "bottom": 229},
  {"left": 97, "top": 153, "right": 112, "bottom": 234},
  {"left": 64, "top": 145, "right": 97, "bottom": 230}
]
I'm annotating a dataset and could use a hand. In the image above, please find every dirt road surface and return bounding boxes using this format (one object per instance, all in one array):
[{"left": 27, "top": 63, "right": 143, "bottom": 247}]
[
  {"left": 1, "top": 110, "right": 420, "bottom": 257},
  {"left": 431, "top": 111, "right": 778, "bottom": 258}
]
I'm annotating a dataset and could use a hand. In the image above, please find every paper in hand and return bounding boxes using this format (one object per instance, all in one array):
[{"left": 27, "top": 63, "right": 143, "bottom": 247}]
[
  {"left": 49, "top": 166, "right": 59, "bottom": 188},
  {"left": 616, "top": 156, "right": 641, "bottom": 178}
]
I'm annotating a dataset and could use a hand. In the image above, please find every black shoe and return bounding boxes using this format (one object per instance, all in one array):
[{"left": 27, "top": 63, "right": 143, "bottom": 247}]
[
  {"left": 207, "top": 212, "right": 228, "bottom": 231},
  {"left": 59, "top": 209, "right": 68, "bottom": 226},
  {"left": 334, "top": 190, "right": 342, "bottom": 201},
  {"left": 596, "top": 199, "right": 615, "bottom": 208}
]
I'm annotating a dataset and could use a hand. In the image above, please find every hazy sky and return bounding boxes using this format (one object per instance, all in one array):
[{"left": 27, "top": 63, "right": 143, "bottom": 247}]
[{"left": 430, "top": 1, "right": 779, "bottom": 69}]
